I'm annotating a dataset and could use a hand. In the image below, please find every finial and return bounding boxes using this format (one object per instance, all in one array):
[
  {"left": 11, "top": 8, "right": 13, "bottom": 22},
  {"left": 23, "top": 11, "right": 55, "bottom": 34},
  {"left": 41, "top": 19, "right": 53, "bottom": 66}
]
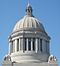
[
  {"left": 27, "top": 0, "right": 31, "bottom": 8},
  {"left": 27, "top": 0, "right": 30, "bottom": 5},
  {"left": 26, "top": 0, "right": 33, "bottom": 16}
]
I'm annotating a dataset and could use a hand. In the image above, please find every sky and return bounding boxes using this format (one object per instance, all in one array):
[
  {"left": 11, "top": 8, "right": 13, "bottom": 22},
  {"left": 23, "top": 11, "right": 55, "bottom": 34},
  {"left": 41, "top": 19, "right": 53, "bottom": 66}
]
[{"left": 0, "top": 0, "right": 60, "bottom": 66}]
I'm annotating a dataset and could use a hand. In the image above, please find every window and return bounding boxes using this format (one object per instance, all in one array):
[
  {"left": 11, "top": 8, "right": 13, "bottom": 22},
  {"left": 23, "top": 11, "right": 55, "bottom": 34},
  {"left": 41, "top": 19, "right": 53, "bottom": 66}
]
[
  {"left": 11, "top": 41, "right": 13, "bottom": 53},
  {"left": 40, "top": 39, "right": 42, "bottom": 52},
  {"left": 33, "top": 38, "right": 35, "bottom": 51},
  {"left": 28, "top": 38, "right": 31, "bottom": 51},
  {"left": 38, "top": 38, "right": 39, "bottom": 51},
  {"left": 13, "top": 40, "right": 15, "bottom": 52},
  {"left": 17, "top": 39, "right": 19, "bottom": 51},
  {"left": 25, "top": 38, "right": 27, "bottom": 51}
]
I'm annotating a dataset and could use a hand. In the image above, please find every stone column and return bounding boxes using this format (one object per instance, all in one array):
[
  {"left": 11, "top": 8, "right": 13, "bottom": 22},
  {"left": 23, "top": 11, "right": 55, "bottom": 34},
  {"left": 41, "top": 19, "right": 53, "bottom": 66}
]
[
  {"left": 39, "top": 38, "right": 40, "bottom": 51},
  {"left": 35, "top": 38, "right": 38, "bottom": 53},
  {"left": 47, "top": 41, "right": 50, "bottom": 54},
  {"left": 27, "top": 38, "right": 28, "bottom": 51},
  {"left": 15, "top": 39, "right": 17, "bottom": 52},
  {"left": 42, "top": 39, "right": 46, "bottom": 53},
  {"left": 45, "top": 40, "right": 47, "bottom": 53},
  {"left": 20, "top": 38, "right": 23, "bottom": 50},
  {"left": 19, "top": 38, "right": 21, "bottom": 51},
  {"left": 11, "top": 42, "right": 13, "bottom": 53},
  {"left": 31, "top": 38, "right": 33, "bottom": 51},
  {"left": 23, "top": 38, "right": 25, "bottom": 52},
  {"left": 9, "top": 42, "right": 12, "bottom": 54},
  {"left": 13, "top": 41, "right": 15, "bottom": 52}
]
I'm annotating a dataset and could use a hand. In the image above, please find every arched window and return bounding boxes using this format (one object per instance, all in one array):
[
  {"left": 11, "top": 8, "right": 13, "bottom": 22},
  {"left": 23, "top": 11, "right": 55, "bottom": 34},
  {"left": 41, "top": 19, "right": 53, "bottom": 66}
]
[{"left": 28, "top": 38, "right": 31, "bottom": 51}]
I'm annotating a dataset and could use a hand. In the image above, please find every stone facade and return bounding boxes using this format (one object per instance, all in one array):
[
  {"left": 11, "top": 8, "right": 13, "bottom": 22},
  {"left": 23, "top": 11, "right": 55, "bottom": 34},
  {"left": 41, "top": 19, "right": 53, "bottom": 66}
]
[{"left": 2, "top": 62, "right": 58, "bottom": 66}]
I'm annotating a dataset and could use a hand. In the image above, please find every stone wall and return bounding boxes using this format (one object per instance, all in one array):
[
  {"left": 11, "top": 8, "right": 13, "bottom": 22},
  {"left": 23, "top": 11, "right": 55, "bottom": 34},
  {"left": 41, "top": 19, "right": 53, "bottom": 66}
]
[{"left": 2, "top": 62, "right": 58, "bottom": 66}]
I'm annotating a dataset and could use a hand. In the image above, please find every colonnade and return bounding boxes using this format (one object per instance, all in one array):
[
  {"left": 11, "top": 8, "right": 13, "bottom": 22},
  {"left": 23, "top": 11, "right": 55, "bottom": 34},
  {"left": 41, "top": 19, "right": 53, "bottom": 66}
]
[{"left": 9, "top": 38, "right": 49, "bottom": 54}]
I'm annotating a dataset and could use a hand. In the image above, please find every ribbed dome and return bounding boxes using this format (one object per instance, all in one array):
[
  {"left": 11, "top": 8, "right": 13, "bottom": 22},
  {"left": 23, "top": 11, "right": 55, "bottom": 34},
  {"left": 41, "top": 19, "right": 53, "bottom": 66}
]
[
  {"left": 7, "top": 3, "right": 50, "bottom": 64},
  {"left": 13, "top": 15, "right": 45, "bottom": 32},
  {"left": 13, "top": 3, "right": 45, "bottom": 33}
]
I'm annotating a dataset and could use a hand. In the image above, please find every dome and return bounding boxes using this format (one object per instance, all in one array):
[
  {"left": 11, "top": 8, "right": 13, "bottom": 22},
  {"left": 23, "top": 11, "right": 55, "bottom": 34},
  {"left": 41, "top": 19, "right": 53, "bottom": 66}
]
[
  {"left": 12, "top": 3, "right": 45, "bottom": 33},
  {"left": 13, "top": 15, "right": 45, "bottom": 32},
  {"left": 8, "top": 3, "right": 50, "bottom": 63}
]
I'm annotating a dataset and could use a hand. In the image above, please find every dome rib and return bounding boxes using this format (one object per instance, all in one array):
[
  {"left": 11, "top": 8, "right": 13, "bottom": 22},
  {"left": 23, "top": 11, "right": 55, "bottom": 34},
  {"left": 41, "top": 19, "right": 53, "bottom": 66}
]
[{"left": 13, "top": 16, "right": 45, "bottom": 33}]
